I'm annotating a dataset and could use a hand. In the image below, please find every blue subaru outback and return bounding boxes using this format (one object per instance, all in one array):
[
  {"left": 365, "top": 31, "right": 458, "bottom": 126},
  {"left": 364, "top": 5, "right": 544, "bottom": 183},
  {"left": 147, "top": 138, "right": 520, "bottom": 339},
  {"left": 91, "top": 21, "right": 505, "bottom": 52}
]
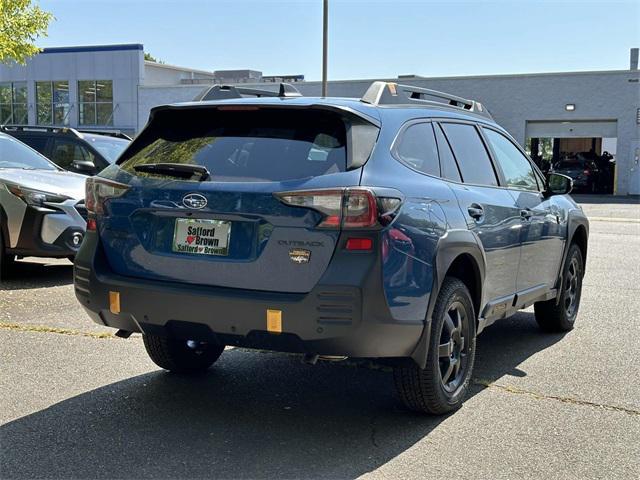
[{"left": 74, "top": 82, "right": 588, "bottom": 414}]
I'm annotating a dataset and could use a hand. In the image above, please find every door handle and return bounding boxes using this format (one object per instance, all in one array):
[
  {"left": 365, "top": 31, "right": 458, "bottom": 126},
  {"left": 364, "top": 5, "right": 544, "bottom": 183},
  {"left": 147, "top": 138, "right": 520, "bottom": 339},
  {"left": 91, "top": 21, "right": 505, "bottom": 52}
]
[
  {"left": 467, "top": 204, "right": 484, "bottom": 220},
  {"left": 520, "top": 208, "right": 533, "bottom": 220}
]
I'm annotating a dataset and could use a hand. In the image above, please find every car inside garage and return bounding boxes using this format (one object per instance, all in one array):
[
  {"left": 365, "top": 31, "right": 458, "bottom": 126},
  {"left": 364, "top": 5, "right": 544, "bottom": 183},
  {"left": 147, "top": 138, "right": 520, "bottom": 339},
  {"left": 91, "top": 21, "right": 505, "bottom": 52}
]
[{"left": 525, "top": 120, "right": 618, "bottom": 194}]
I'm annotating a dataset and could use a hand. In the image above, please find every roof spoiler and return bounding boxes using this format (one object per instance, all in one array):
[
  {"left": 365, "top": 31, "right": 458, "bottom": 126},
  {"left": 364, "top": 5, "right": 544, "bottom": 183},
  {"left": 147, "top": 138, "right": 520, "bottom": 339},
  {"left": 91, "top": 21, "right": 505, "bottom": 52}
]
[
  {"left": 195, "top": 83, "right": 302, "bottom": 101},
  {"left": 360, "top": 81, "right": 492, "bottom": 119}
]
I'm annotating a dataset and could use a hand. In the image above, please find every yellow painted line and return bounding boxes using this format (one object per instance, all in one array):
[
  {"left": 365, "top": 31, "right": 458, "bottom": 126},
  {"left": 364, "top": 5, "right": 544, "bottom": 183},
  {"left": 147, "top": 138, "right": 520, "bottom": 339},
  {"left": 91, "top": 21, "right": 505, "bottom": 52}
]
[
  {"left": 588, "top": 216, "right": 640, "bottom": 224},
  {"left": 474, "top": 379, "right": 640, "bottom": 416},
  {"left": 0, "top": 322, "right": 116, "bottom": 339}
]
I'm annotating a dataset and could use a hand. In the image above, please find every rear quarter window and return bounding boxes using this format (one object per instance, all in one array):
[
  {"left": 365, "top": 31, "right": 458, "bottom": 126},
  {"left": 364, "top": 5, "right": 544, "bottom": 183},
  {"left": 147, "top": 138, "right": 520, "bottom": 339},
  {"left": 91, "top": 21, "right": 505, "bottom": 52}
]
[
  {"left": 119, "top": 109, "right": 347, "bottom": 182},
  {"left": 393, "top": 122, "right": 440, "bottom": 177}
]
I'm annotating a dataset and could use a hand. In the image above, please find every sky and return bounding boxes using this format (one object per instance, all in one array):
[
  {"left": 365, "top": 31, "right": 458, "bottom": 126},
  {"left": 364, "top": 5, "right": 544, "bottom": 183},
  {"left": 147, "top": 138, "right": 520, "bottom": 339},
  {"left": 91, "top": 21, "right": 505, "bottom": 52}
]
[{"left": 37, "top": 0, "right": 640, "bottom": 80}]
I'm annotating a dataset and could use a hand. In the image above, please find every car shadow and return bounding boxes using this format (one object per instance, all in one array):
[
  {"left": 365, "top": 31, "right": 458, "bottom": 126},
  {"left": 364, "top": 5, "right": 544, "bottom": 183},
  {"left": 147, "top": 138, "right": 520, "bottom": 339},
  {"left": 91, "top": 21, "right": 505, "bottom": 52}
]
[
  {"left": 1, "top": 311, "right": 565, "bottom": 479},
  {"left": 0, "top": 259, "right": 73, "bottom": 290}
]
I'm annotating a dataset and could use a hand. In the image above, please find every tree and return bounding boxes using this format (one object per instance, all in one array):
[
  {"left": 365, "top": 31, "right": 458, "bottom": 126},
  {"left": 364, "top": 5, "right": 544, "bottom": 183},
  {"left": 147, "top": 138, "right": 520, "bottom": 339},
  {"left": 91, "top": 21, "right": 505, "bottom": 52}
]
[
  {"left": 144, "top": 52, "right": 164, "bottom": 64},
  {"left": 0, "top": 0, "right": 53, "bottom": 65}
]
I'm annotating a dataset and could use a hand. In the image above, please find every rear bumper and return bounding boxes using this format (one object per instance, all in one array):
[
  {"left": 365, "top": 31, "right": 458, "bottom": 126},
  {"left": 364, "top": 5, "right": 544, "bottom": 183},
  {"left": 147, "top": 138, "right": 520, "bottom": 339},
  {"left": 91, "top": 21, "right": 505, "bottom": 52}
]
[{"left": 74, "top": 232, "right": 424, "bottom": 359}]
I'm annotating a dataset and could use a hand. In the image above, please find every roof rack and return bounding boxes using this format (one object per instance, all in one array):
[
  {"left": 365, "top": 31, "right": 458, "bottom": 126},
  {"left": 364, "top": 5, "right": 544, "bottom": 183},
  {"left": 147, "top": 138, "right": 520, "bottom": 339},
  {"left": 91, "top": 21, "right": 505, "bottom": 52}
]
[
  {"left": 0, "top": 124, "right": 83, "bottom": 137},
  {"left": 0, "top": 125, "right": 132, "bottom": 140},
  {"left": 360, "top": 81, "right": 492, "bottom": 119},
  {"left": 196, "top": 83, "right": 302, "bottom": 102}
]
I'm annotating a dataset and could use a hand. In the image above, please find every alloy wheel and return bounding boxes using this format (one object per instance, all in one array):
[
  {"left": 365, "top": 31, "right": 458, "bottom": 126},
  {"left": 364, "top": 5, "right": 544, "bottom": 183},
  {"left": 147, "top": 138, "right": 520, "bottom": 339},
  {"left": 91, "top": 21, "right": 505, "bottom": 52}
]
[
  {"left": 564, "top": 256, "right": 581, "bottom": 318},
  {"left": 438, "top": 301, "right": 471, "bottom": 393}
]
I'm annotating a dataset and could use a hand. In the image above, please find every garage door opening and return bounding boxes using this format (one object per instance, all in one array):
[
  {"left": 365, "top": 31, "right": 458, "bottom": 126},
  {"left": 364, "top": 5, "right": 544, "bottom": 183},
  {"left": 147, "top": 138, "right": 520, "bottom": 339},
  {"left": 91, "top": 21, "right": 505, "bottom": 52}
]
[
  {"left": 525, "top": 120, "right": 618, "bottom": 194},
  {"left": 525, "top": 137, "right": 616, "bottom": 194}
]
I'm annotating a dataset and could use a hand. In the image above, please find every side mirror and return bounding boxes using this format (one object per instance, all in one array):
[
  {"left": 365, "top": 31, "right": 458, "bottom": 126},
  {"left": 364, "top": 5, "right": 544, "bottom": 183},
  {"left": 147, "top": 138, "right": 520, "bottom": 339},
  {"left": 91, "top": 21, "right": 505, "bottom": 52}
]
[
  {"left": 72, "top": 160, "right": 96, "bottom": 173},
  {"left": 545, "top": 172, "right": 573, "bottom": 196}
]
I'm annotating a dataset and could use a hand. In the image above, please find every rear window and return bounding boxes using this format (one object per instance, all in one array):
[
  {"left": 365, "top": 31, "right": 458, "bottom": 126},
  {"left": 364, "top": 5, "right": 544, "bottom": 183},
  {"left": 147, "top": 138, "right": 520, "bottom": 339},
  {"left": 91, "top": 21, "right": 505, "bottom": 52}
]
[
  {"left": 84, "top": 134, "right": 130, "bottom": 163},
  {"left": 119, "top": 108, "right": 347, "bottom": 182},
  {"left": 556, "top": 160, "right": 585, "bottom": 169}
]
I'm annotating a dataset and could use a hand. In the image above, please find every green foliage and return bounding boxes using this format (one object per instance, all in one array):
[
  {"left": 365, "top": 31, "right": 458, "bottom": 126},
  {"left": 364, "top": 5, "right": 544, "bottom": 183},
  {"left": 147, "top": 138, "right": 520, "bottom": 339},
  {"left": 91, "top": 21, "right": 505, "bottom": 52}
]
[
  {"left": 0, "top": 0, "right": 53, "bottom": 64},
  {"left": 144, "top": 52, "right": 164, "bottom": 64},
  {"left": 122, "top": 137, "right": 216, "bottom": 177}
]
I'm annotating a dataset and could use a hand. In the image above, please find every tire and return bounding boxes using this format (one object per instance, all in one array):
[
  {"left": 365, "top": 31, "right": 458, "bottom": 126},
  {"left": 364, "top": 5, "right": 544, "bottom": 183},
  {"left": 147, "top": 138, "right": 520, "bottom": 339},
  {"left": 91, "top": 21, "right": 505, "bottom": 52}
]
[
  {"left": 393, "top": 277, "right": 477, "bottom": 415},
  {"left": 534, "top": 243, "right": 584, "bottom": 332},
  {"left": 143, "top": 334, "right": 225, "bottom": 373}
]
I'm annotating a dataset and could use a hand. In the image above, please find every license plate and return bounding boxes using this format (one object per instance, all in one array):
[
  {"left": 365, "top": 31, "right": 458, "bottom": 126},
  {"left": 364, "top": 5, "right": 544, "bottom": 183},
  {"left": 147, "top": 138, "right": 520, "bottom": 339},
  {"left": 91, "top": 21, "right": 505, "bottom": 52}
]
[{"left": 172, "top": 218, "right": 231, "bottom": 256}]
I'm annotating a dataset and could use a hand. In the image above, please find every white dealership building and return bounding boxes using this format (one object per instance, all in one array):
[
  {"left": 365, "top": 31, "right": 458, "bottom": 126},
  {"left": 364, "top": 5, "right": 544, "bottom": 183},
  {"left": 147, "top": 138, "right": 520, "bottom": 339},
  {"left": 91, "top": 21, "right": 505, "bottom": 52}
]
[{"left": 1, "top": 44, "right": 638, "bottom": 195}]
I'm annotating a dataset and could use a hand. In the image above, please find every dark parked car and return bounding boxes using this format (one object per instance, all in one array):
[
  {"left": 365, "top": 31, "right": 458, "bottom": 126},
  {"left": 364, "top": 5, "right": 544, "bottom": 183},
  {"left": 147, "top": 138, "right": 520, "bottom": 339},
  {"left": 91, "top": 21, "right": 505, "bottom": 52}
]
[
  {"left": 0, "top": 125, "right": 130, "bottom": 176},
  {"left": 553, "top": 155, "right": 600, "bottom": 193},
  {"left": 74, "top": 82, "right": 588, "bottom": 414}
]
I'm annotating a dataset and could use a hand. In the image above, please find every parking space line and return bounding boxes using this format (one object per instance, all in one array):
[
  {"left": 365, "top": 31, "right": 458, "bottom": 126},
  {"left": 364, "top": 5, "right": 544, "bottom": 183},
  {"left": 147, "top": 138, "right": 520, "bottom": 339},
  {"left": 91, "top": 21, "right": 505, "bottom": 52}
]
[
  {"left": 0, "top": 321, "right": 116, "bottom": 339},
  {"left": 588, "top": 216, "right": 640, "bottom": 223},
  {"left": 474, "top": 379, "right": 640, "bottom": 416},
  {"left": 2, "top": 320, "right": 638, "bottom": 417}
]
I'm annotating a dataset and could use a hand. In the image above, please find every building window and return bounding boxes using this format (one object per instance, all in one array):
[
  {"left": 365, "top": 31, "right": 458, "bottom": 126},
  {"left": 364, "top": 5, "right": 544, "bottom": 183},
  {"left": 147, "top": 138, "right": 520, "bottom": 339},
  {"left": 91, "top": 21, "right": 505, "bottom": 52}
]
[
  {"left": 0, "top": 82, "right": 28, "bottom": 124},
  {"left": 78, "top": 80, "right": 113, "bottom": 126},
  {"left": 36, "top": 81, "right": 70, "bottom": 125}
]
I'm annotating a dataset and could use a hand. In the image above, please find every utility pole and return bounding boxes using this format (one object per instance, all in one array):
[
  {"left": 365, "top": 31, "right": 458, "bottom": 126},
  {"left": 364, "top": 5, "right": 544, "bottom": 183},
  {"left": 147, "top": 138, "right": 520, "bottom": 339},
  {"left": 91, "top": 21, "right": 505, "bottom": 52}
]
[{"left": 322, "top": 0, "right": 328, "bottom": 97}]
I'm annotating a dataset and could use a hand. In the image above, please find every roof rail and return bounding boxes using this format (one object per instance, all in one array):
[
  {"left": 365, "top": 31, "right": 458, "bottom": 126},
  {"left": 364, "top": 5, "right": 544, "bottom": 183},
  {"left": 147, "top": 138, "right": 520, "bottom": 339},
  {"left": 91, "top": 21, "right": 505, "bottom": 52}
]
[
  {"left": 197, "top": 83, "right": 302, "bottom": 102},
  {"left": 360, "top": 81, "right": 492, "bottom": 119},
  {"left": 0, "top": 124, "right": 83, "bottom": 137},
  {"left": 0, "top": 124, "right": 132, "bottom": 140},
  {"left": 76, "top": 128, "right": 132, "bottom": 140}
]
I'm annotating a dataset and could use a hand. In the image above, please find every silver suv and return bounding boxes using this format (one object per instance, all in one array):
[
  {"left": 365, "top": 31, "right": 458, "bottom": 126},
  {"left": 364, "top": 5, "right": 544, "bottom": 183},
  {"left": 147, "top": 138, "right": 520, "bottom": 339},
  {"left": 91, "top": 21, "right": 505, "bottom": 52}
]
[{"left": 0, "top": 133, "right": 87, "bottom": 277}]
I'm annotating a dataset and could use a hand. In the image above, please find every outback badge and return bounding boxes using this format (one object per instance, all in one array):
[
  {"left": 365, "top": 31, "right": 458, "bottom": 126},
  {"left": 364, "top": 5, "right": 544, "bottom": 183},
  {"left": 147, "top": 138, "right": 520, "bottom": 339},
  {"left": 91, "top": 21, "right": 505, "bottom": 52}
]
[{"left": 289, "top": 248, "right": 311, "bottom": 264}]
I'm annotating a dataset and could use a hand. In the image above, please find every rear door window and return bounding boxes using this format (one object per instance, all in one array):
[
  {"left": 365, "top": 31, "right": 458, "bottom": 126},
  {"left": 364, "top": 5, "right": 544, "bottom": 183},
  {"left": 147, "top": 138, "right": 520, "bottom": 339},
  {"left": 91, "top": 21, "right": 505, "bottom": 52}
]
[
  {"left": 440, "top": 122, "right": 498, "bottom": 186},
  {"left": 434, "top": 124, "right": 461, "bottom": 182},
  {"left": 18, "top": 136, "right": 49, "bottom": 155},
  {"left": 120, "top": 109, "right": 347, "bottom": 182},
  {"left": 394, "top": 122, "right": 440, "bottom": 176},
  {"left": 51, "top": 139, "right": 95, "bottom": 169}
]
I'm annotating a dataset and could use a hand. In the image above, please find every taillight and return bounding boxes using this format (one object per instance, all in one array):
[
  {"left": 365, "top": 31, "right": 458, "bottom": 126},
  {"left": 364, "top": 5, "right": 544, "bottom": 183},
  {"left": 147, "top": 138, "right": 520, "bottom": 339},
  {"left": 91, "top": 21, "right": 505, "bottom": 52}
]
[
  {"left": 583, "top": 169, "right": 590, "bottom": 176},
  {"left": 275, "top": 188, "right": 401, "bottom": 229},
  {"left": 86, "top": 218, "right": 97, "bottom": 232},
  {"left": 343, "top": 190, "right": 377, "bottom": 228},
  {"left": 276, "top": 189, "right": 344, "bottom": 228},
  {"left": 85, "top": 177, "right": 130, "bottom": 228}
]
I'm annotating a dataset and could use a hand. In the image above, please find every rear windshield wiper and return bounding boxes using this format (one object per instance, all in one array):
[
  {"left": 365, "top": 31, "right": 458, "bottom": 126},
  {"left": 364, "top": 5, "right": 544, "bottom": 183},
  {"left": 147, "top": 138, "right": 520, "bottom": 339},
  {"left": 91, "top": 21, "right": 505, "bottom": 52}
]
[{"left": 133, "top": 163, "right": 210, "bottom": 181}]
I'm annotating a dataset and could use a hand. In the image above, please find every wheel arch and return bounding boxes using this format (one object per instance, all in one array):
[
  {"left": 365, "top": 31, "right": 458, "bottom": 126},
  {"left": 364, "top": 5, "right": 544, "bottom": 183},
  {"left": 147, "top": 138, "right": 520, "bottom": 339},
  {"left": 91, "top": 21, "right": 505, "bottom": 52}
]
[
  {"left": 410, "top": 230, "right": 485, "bottom": 368},
  {"left": 571, "top": 224, "right": 588, "bottom": 265},
  {"left": 554, "top": 212, "right": 589, "bottom": 304},
  {"left": 444, "top": 253, "right": 482, "bottom": 320}
]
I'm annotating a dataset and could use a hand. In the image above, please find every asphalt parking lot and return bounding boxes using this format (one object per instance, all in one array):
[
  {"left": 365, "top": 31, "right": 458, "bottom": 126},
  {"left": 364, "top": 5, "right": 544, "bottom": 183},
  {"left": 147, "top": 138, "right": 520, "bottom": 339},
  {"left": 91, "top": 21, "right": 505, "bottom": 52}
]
[{"left": 1, "top": 196, "right": 639, "bottom": 480}]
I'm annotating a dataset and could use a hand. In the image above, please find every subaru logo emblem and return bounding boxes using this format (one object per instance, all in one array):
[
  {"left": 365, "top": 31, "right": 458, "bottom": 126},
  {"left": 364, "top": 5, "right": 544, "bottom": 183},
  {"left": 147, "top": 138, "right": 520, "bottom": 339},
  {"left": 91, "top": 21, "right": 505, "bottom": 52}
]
[{"left": 182, "top": 193, "right": 207, "bottom": 209}]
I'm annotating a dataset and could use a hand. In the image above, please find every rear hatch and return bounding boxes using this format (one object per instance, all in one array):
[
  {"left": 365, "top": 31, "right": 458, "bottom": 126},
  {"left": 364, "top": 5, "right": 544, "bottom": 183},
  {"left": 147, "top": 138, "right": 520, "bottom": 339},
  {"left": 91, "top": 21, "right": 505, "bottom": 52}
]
[{"left": 94, "top": 104, "right": 379, "bottom": 293}]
